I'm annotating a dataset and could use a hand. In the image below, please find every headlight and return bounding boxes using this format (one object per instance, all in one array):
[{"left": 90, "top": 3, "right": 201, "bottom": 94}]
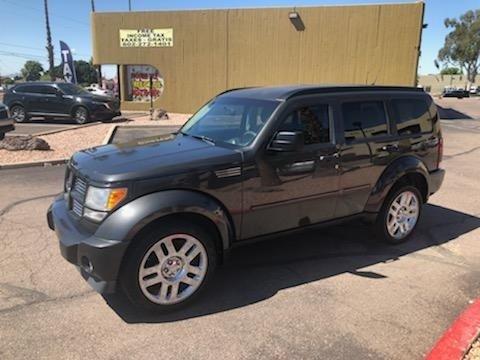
[{"left": 85, "top": 186, "right": 128, "bottom": 211}]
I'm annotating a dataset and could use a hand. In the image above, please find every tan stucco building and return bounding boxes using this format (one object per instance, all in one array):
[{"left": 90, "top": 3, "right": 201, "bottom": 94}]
[{"left": 91, "top": 2, "right": 425, "bottom": 113}]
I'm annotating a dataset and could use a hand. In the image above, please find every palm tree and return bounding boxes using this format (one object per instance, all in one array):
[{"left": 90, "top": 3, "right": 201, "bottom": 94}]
[{"left": 44, "top": 0, "right": 55, "bottom": 81}]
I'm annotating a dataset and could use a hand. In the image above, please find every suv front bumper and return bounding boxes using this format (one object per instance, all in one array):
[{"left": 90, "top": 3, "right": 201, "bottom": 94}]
[{"left": 47, "top": 196, "right": 129, "bottom": 293}]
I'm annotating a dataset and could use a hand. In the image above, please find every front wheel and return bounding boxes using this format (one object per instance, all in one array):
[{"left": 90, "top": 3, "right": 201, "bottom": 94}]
[
  {"left": 375, "top": 186, "right": 422, "bottom": 244},
  {"left": 120, "top": 220, "right": 217, "bottom": 311},
  {"left": 10, "top": 105, "right": 28, "bottom": 123}
]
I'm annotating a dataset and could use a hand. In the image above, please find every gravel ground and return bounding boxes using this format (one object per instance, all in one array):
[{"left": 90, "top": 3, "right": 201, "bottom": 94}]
[
  {"left": 0, "top": 113, "right": 190, "bottom": 165},
  {"left": 466, "top": 338, "right": 480, "bottom": 360}
]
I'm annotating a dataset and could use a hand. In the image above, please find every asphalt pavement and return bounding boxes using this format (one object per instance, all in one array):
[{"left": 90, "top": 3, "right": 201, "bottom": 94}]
[{"left": 0, "top": 119, "right": 479, "bottom": 359}]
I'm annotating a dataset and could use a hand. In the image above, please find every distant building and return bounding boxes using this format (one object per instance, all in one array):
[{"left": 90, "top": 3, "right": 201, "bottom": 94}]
[
  {"left": 91, "top": 2, "right": 425, "bottom": 113},
  {"left": 419, "top": 74, "right": 478, "bottom": 95}
]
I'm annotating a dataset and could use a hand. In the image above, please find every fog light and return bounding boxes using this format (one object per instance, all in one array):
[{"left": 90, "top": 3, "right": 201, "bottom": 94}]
[
  {"left": 84, "top": 207, "right": 107, "bottom": 222},
  {"left": 81, "top": 256, "right": 94, "bottom": 273}
]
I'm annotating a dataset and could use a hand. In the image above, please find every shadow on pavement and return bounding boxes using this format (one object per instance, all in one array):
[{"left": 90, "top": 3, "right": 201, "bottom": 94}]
[
  {"left": 103, "top": 204, "right": 480, "bottom": 323},
  {"left": 437, "top": 105, "right": 473, "bottom": 120}
]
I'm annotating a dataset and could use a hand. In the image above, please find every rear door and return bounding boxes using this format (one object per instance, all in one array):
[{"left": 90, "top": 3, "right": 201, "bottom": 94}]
[{"left": 335, "top": 95, "right": 400, "bottom": 217}]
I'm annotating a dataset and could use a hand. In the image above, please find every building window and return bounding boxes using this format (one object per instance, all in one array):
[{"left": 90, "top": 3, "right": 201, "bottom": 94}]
[{"left": 126, "top": 65, "right": 164, "bottom": 102}]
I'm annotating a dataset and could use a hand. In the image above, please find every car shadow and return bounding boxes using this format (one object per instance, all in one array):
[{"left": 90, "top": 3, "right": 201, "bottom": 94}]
[
  {"left": 103, "top": 204, "right": 480, "bottom": 323},
  {"left": 437, "top": 105, "right": 473, "bottom": 120}
]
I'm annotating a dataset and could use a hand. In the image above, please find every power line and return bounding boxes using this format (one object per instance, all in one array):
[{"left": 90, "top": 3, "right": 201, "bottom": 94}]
[
  {"left": 0, "top": 0, "right": 89, "bottom": 27},
  {"left": 0, "top": 50, "right": 61, "bottom": 62},
  {"left": 0, "top": 42, "right": 91, "bottom": 58}
]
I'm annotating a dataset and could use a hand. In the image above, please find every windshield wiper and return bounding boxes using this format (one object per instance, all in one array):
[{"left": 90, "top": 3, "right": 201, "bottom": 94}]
[{"left": 180, "top": 132, "right": 215, "bottom": 145}]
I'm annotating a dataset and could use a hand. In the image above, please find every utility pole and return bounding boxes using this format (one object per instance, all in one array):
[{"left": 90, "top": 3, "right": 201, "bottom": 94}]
[
  {"left": 90, "top": 0, "right": 95, "bottom": 12},
  {"left": 44, "top": 0, "right": 55, "bottom": 81},
  {"left": 128, "top": 0, "right": 132, "bottom": 11}
]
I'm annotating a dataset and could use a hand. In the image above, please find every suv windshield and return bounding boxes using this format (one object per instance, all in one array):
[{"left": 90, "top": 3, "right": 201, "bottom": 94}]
[
  {"left": 57, "top": 83, "right": 89, "bottom": 95},
  {"left": 180, "top": 97, "right": 279, "bottom": 147}
]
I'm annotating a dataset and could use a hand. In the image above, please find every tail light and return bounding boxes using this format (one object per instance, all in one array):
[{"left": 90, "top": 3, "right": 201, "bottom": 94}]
[{"left": 437, "top": 136, "right": 443, "bottom": 169}]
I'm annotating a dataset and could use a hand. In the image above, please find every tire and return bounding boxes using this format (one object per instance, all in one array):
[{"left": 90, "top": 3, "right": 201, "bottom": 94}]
[
  {"left": 375, "top": 185, "right": 423, "bottom": 244},
  {"left": 10, "top": 105, "right": 28, "bottom": 123},
  {"left": 119, "top": 219, "right": 218, "bottom": 312},
  {"left": 73, "top": 106, "right": 89, "bottom": 124}
]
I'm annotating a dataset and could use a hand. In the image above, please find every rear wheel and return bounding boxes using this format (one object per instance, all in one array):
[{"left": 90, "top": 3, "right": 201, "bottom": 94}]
[
  {"left": 73, "top": 106, "right": 89, "bottom": 124},
  {"left": 375, "top": 185, "right": 422, "bottom": 244},
  {"left": 120, "top": 219, "right": 217, "bottom": 311},
  {"left": 10, "top": 105, "right": 28, "bottom": 123}
]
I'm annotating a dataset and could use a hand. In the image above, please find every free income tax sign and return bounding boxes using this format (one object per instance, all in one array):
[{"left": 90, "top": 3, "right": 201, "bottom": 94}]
[{"left": 119, "top": 29, "right": 173, "bottom": 48}]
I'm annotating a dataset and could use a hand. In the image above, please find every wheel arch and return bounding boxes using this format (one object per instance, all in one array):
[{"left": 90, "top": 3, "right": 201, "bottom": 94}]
[
  {"left": 95, "top": 189, "right": 236, "bottom": 255},
  {"left": 364, "top": 156, "right": 429, "bottom": 213}
]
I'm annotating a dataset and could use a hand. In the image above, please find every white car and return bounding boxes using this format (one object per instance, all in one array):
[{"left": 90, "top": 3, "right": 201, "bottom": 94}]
[
  {"left": 469, "top": 86, "right": 478, "bottom": 95},
  {"left": 85, "top": 84, "right": 113, "bottom": 97}
]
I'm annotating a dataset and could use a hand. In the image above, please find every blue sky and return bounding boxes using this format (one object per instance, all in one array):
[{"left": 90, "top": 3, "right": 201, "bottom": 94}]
[{"left": 0, "top": 0, "right": 478, "bottom": 77}]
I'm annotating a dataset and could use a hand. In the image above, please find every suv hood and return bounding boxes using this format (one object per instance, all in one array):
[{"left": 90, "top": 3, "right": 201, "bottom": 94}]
[{"left": 70, "top": 133, "right": 242, "bottom": 183}]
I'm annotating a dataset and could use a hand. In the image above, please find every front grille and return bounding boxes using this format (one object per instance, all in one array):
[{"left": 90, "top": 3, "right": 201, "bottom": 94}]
[
  {"left": 0, "top": 109, "right": 8, "bottom": 119},
  {"left": 73, "top": 177, "right": 87, "bottom": 198},
  {"left": 72, "top": 199, "right": 84, "bottom": 217},
  {"left": 67, "top": 173, "right": 88, "bottom": 217}
]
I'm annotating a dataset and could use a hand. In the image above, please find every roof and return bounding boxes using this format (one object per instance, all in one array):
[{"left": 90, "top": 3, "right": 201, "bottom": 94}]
[{"left": 219, "top": 85, "right": 424, "bottom": 101}]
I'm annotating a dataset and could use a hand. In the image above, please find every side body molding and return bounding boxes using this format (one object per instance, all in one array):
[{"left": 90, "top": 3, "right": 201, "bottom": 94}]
[
  {"left": 95, "top": 190, "right": 234, "bottom": 250},
  {"left": 364, "top": 156, "right": 430, "bottom": 213}
]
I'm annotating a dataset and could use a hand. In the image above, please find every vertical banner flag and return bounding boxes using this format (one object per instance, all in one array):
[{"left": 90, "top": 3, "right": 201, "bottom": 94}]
[{"left": 60, "top": 41, "right": 77, "bottom": 84}]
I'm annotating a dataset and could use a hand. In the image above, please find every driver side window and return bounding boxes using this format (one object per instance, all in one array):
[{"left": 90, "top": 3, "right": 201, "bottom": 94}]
[{"left": 279, "top": 105, "right": 330, "bottom": 145}]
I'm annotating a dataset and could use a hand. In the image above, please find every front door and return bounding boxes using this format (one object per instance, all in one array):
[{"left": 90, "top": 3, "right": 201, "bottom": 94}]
[{"left": 242, "top": 100, "right": 341, "bottom": 239}]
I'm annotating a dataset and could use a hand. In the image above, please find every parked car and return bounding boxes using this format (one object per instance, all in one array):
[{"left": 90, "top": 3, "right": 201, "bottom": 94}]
[
  {"left": 442, "top": 89, "right": 469, "bottom": 98},
  {"left": 469, "top": 86, "right": 478, "bottom": 95},
  {"left": 0, "top": 102, "right": 14, "bottom": 140},
  {"left": 47, "top": 85, "right": 445, "bottom": 311},
  {"left": 3, "top": 82, "right": 121, "bottom": 124},
  {"left": 85, "top": 84, "right": 114, "bottom": 97}
]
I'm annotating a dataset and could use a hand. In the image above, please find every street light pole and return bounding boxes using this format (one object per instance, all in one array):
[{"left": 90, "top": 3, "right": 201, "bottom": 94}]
[
  {"left": 91, "top": 0, "right": 95, "bottom": 12},
  {"left": 128, "top": 0, "right": 132, "bottom": 11}
]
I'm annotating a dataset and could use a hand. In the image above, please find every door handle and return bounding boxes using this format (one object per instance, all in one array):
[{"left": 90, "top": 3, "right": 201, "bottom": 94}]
[
  {"left": 380, "top": 144, "right": 399, "bottom": 152},
  {"left": 319, "top": 152, "right": 340, "bottom": 161}
]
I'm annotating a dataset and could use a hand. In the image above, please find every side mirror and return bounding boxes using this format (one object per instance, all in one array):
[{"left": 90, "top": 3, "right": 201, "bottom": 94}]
[{"left": 268, "top": 131, "right": 304, "bottom": 152}]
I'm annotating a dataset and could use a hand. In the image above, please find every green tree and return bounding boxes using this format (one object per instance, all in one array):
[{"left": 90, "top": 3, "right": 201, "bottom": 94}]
[
  {"left": 75, "top": 60, "right": 98, "bottom": 85},
  {"left": 3, "top": 78, "right": 14, "bottom": 85},
  {"left": 440, "top": 67, "right": 462, "bottom": 75},
  {"left": 21, "top": 61, "right": 44, "bottom": 81},
  {"left": 438, "top": 9, "right": 480, "bottom": 83}
]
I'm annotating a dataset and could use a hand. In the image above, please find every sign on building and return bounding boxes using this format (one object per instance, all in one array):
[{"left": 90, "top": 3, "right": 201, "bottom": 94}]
[{"left": 119, "top": 29, "right": 173, "bottom": 48}]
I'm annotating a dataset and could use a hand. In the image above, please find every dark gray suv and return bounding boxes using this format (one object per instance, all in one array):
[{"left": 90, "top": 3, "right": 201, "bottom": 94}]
[
  {"left": 0, "top": 102, "right": 14, "bottom": 140},
  {"left": 47, "top": 85, "right": 445, "bottom": 312},
  {"left": 3, "top": 82, "right": 120, "bottom": 124}
]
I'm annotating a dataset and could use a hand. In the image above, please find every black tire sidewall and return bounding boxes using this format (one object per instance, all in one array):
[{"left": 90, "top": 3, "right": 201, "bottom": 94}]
[
  {"left": 119, "top": 220, "right": 218, "bottom": 312},
  {"left": 376, "top": 185, "right": 423, "bottom": 244}
]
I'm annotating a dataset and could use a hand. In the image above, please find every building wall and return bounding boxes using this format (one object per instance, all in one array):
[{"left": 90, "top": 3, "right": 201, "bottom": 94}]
[{"left": 92, "top": 3, "right": 424, "bottom": 113}]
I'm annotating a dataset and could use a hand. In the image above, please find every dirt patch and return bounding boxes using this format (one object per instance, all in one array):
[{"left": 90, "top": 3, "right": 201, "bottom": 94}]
[
  {"left": 0, "top": 113, "right": 190, "bottom": 165},
  {"left": 465, "top": 337, "right": 480, "bottom": 360}
]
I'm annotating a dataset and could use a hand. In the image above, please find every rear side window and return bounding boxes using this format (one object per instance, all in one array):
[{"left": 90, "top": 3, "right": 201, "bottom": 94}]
[
  {"left": 279, "top": 105, "right": 330, "bottom": 145},
  {"left": 391, "top": 98, "right": 432, "bottom": 135},
  {"left": 15, "top": 85, "right": 37, "bottom": 93},
  {"left": 342, "top": 101, "right": 388, "bottom": 142}
]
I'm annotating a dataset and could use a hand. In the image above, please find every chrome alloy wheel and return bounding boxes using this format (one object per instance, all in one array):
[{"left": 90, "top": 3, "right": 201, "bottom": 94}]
[
  {"left": 11, "top": 106, "right": 26, "bottom": 122},
  {"left": 138, "top": 234, "right": 208, "bottom": 305},
  {"left": 387, "top": 190, "right": 419, "bottom": 240}
]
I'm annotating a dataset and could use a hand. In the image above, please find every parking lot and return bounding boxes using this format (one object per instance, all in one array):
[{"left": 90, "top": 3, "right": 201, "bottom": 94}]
[{"left": 0, "top": 113, "right": 479, "bottom": 359}]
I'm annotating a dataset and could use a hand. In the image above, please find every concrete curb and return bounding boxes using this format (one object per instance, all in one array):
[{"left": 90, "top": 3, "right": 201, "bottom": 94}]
[
  {"left": 425, "top": 299, "right": 480, "bottom": 360},
  {"left": 0, "top": 158, "right": 68, "bottom": 170}
]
